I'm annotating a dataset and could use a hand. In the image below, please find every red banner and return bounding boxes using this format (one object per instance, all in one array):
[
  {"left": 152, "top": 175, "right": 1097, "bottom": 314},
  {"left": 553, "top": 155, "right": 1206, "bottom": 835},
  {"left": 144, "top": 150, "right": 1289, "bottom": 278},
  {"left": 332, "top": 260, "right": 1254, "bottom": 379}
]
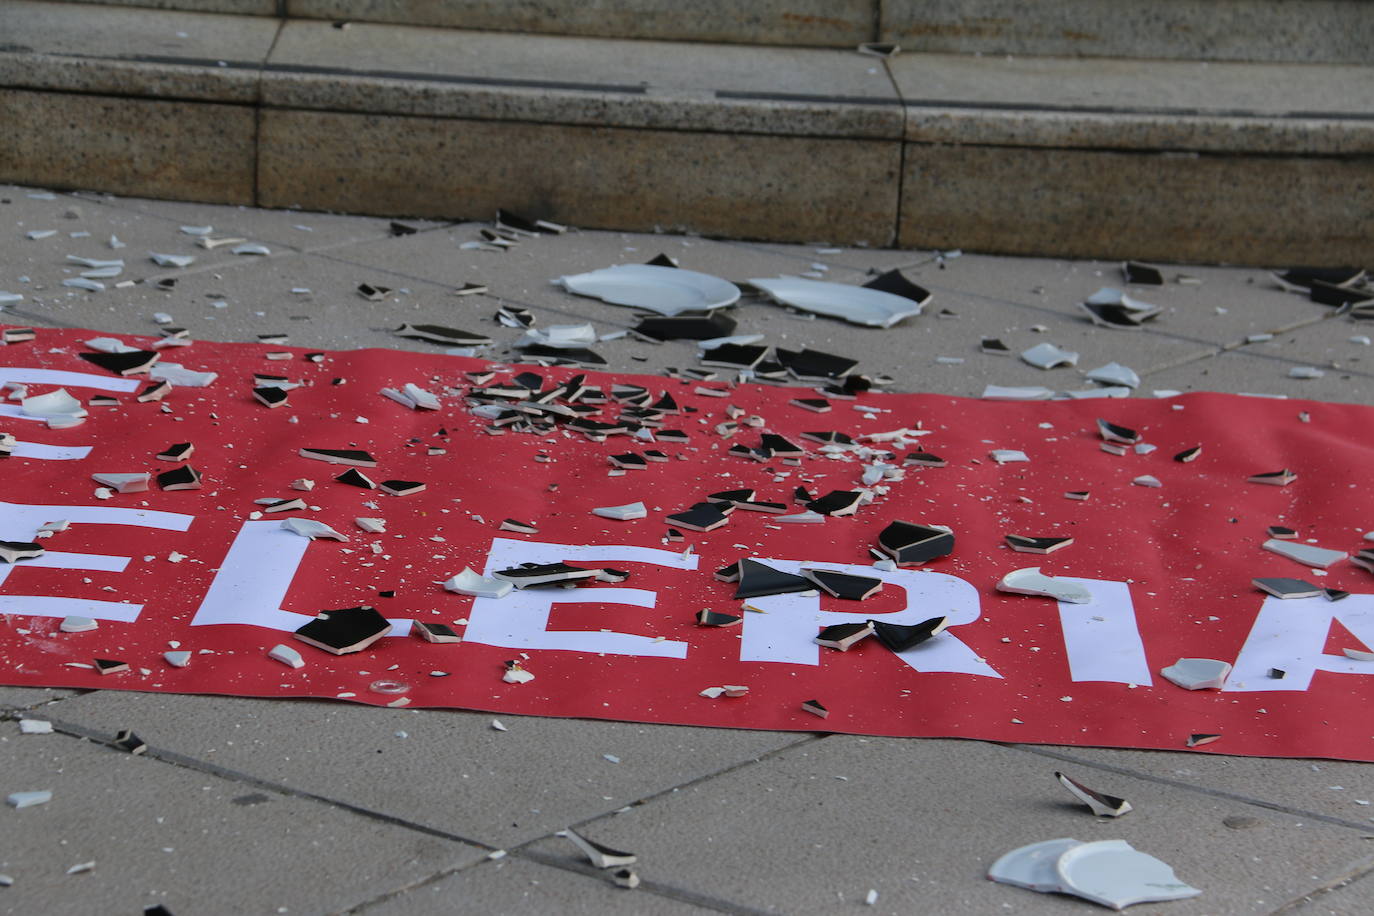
[{"left": 3, "top": 327, "right": 1374, "bottom": 760}]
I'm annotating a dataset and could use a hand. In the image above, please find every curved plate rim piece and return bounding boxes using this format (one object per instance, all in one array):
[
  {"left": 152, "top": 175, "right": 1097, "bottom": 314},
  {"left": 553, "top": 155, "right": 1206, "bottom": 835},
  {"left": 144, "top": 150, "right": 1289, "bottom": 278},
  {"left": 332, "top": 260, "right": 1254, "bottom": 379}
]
[
  {"left": 996, "top": 566, "right": 1093, "bottom": 604},
  {"left": 559, "top": 264, "right": 740, "bottom": 315},
  {"left": 1054, "top": 839, "right": 1202, "bottom": 909},
  {"left": 987, "top": 837, "right": 1081, "bottom": 892},
  {"left": 747, "top": 276, "right": 923, "bottom": 328}
]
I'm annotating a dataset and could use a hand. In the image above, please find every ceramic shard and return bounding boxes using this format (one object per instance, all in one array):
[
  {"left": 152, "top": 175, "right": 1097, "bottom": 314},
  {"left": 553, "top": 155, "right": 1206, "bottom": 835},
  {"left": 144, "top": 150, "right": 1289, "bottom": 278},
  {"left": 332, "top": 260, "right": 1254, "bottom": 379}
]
[
  {"left": 1248, "top": 469, "right": 1297, "bottom": 486},
  {"left": 560, "top": 264, "right": 739, "bottom": 315},
  {"left": 91, "top": 472, "right": 150, "bottom": 494},
  {"left": 443, "top": 568, "right": 513, "bottom": 599},
  {"left": 696, "top": 609, "right": 743, "bottom": 627},
  {"left": 299, "top": 447, "right": 377, "bottom": 467},
  {"left": 413, "top": 621, "right": 462, "bottom": 644},
  {"left": 294, "top": 606, "right": 392, "bottom": 655},
  {"left": 1084, "top": 362, "right": 1141, "bottom": 388},
  {"left": 268, "top": 644, "right": 305, "bottom": 668},
  {"left": 988, "top": 838, "right": 1081, "bottom": 893},
  {"left": 801, "top": 699, "right": 829, "bottom": 718},
  {"left": 876, "top": 521, "right": 954, "bottom": 566},
  {"left": 997, "top": 567, "right": 1092, "bottom": 604},
  {"left": 156, "top": 465, "right": 202, "bottom": 491},
  {"left": 814, "top": 621, "right": 875, "bottom": 651},
  {"left": 559, "top": 829, "right": 637, "bottom": 869},
  {"left": 749, "top": 276, "right": 923, "bottom": 327},
  {"left": 1161, "top": 657, "right": 1232, "bottom": 690},
  {"left": 1054, "top": 839, "right": 1201, "bottom": 909},
  {"left": 1252, "top": 577, "right": 1323, "bottom": 599},
  {"left": 1020, "top": 342, "right": 1079, "bottom": 369},
  {"left": 801, "top": 568, "right": 883, "bottom": 600},
  {"left": 1056, "top": 772, "right": 1132, "bottom": 817},
  {"left": 734, "top": 559, "right": 812, "bottom": 599},
  {"left": 1262, "top": 538, "right": 1346, "bottom": 569},
  {"left": 1096, "top": 418, "right": 1139, "bottom": 445},
  {"left": 870, "top": 615, "right": 949, "bottom": 652},
  {"left": 280, "top": 518, "right": 349, "bottom": 541},
  {"left": 78, "top": 349, "right": 159, "bottom": 376},
  {"left": 1005, "top": 535, "right": 1074, "bottom": 555},
  {"left": 593, "top": 502, "right": 648, "bottom": 521}
]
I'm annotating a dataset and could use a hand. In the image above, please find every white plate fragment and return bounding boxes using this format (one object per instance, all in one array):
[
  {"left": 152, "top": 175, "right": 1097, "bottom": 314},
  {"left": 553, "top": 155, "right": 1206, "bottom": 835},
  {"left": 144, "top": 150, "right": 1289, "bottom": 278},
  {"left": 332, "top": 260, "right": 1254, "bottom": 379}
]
[
  {"left": 1132, "top": 475, "right": 1162, "bottom": 488},
  {"left": 1161, "top": 657, "right": 1232, "bottom": 690},
  {"left": 6, "top": 790, "right": 52, "bottom": 809},
  {"left": 268, "top": 644, "right": 304, "bottom": 668},
  {"left": 1262, "top": 538, "right": 1346, "bottom": 569},
  {"left": 62, "top": 277, "right": 105, "bottom": 292},
  {"left": 443, "top": 568, "right": 513, "bottom": 599},
  {"left": 774, "top": 510, "right": 825, "bottom": 524},
  {"left": 749, "top": 276, "right": 922, "bottom": 328},
  {"left": 355, "top": 517, "right": 386, "bottom": 533},
  {"left": 280, "top": 518, "right": 349, "bottom": 541},
  {"left": 231, "top": 243, "right": 271, "bottom": 256},
  {"left": 981, "top": 385, "right": 1055, "bottom": 401},
  {"left": 1055, "top": 840, "right": 1201, "bottom": 909},
  {"left": 997, "top": 567, "right": 1092, "bottom": 604},
  {"left": 1288, "top": 366, "right": 1325, "bottom": 379},
  {"left": 90, "top": 472, "right": 150, "bottom": 494},
  {"left": 164, "top": 650, "right": 192, "bottom": 668},
  {"left": 1084, "top": 362, "right": 1141, "bottom": 388},
  {"left": 1020, "top": 342, "right": 1079, "bottom": 369},
  {"left": 560, "top": 264, "right": 739, "bottom": 315},
  {"left": 150, "top": 364, "right": 218, "bottom": 387},
  {"left": 990, "top": 449, "right": 1029, "bottom": 464},
  {"left": 149, "top": 252, "right": 195, "bottom": 268},
  {"left": 19, "top": 719, "right": 53, "bottom": 735},
  {"left": 22, "top": 389, "right": 87, "bottom": 420},
  {"left": 515, "top": 324, "right": 598, "bottom": 349},
  {"left": 593, "top": 502, "right": 647, "bottom": 521},
  {"left": 988, "top": 838, "right": 1081, "bottom": 893}
]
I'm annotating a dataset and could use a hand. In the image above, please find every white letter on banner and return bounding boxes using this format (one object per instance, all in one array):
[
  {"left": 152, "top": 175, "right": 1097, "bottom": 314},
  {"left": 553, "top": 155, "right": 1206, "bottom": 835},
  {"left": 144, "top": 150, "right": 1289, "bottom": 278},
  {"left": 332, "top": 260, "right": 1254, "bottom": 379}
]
[
  {"left": 1226, "top": 594, "right": 1374, "bottom": 691},
  {"left": 463, "top": 538, "right": 699, "bottom": 658},
  {"left": 191, "top": 520, "right": 413, "bottom": 636},
  {"left": 739, "top": 560, "right": 1001, "bottom": 677},
  {"left": 1055, "top": 577, "right": 1152, "bottom": 685},
  {"left": 0, "top": 501, "right": 194, "bottom": 623}
]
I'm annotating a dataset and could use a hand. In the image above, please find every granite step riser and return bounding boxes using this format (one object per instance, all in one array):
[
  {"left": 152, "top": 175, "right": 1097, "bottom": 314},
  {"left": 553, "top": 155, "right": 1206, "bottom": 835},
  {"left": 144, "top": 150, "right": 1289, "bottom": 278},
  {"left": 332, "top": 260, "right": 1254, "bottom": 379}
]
[
  {"left": 2, "top": 87, "right": 1368, "bottom": 267},
  {"left": 39, "top": 0, "right": 1374, "bottom": 64}
]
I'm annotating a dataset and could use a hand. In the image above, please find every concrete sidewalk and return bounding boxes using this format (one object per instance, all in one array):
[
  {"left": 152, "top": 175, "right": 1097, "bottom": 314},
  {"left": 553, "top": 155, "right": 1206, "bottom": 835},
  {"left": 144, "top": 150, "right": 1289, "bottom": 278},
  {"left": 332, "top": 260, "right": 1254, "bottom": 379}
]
[{"left": 1, "top": 184, "right": 1373, "bottom": 915}]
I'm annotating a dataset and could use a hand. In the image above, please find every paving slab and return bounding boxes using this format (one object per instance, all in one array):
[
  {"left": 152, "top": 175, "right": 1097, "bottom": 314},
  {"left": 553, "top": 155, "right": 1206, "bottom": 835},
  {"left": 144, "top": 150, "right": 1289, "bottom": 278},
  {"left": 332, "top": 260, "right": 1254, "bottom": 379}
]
[
  {"left": 265, "top": 20, "right": 901, "bottom": 138},
  {"left": 917, "top": 254, "right": 1331, "bottom": 349},
  {"left": 879, "top": 0, "right": 1374, "bottom": 64},
  {"left": 1143, "top": 349, "right": 1374, "bottom": 405},
  {"left": 51, "top": 0, "right": 274, "bottom": 12},
  {"left": 257, "top": 109, "right": 902, "bottom": 246},
  {"left": 288, "top": 0, "right": 875, "bottom": 47},
  {"left": 45, "top": 690, "right": 811, "bottom": 848},
  {"left": 358, "top": 855, "right": 705, "bottom": 915},
  {"left": 0, "top": 728, "right": 484, "bottom": 916},
  {"left": 0, "top": 686, "right": 82, "bottom": 711},
  {"left": 0, "top": 1, "right": 276, "bottom": 102},
  {"left": 1020, "top": 744, "right": 1374, "bottom": 830},
  {"left": 526, "top": 734, "right": 1374, "bottom": 915}
]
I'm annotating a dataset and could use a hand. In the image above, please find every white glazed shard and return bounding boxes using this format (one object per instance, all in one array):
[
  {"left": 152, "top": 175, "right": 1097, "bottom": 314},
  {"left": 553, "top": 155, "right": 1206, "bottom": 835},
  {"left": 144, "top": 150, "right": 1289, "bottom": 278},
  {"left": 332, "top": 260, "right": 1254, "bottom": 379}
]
[
  {"left": 1084, "top": 362, "right": 1141, "bottom": 388},
  {"left": 62, "top": 277, "right": 105, "bottom": 292},
  {"left": 21, "top": 389, "right": 87, "bottom": 420},
  {"left": 280, "top": 518, "right": 349, "bottom": 541},
  {"left": 1132, "top": 475, "right": 1162, "bottom": 488},
  {"left": 18, "top": 719, "right": 53, "bottom": 734},
  {"left": 443, "top": 568, "right": 513, "bottom": 599},
  {"left": 6, "top": 790, "right": 52, "bottom": 809},
  {"left": 1020, "top": 342, "right": 1079, "bottom": 369},
  {"left": 231, "top": 243, "right": 271, "bottom": 256},
  {"left": 90, "top": 472, "right": 150, "bottom": 494},
  {"left": 1056, "top": 772, "right": 1132, "bottom": 818},
  {"left": 1161, "top": 657, "right": 1231, "bottom": 690},
  {"left": 149, "top": 252, "right": 195, "bottom": 268},
  {"left": 164, "top": 650, "right": 192, "bottom": 667},
  {"left": 774, "top": 510, "right": 825, "bottom": 524},
  {"left": 59, "top": 616, "right": 98, "bottom": 633},
  {"left": 268, "top": 644, "right": 304, "bottom": 668},
  {"left": 988, "top": 838, "right": 1081, "bottom": 893},
  {"left": 989, "top": 449, "right": 1029, "bottom": 464},
  {"left": 1262, "top": 538, "right": 1346, "bottom": 569},
  {"left": 981, "top": 385, "right": 1055, "bottom": 401},
  {"left": 560, "top": 264, "right": 739, "bottom": 316},
  {"left": 749, "top": 276, "right": 922, "bottom": 328},
  {"left": 515, "top": 324, "right": 598, "bottom": 349},
  {"left": 593, "top": 502, "right": 648, "bottom": 521},
  {"left": 997, "top": 567, "right": 1092, "bottom": 604},
  {"left": 355, "top": 517, "right": 386, "bottom": 533},
  {"left": 149, "top": 364, "right": 218, "bottom": 387},
  {"left": 1054, "top": 839, "right": 1201, "bottom": 909}
]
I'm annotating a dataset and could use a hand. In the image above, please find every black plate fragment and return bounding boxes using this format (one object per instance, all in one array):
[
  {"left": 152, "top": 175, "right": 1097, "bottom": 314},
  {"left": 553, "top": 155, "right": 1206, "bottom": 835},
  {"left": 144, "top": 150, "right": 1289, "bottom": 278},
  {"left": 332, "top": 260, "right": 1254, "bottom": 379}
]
[
  {"left": 294, "top": 606, "right": 392, "bottom": 655},
  {"left": 634, "top": 311, "right": 737, "bottom": 341},
  {"left": 862, "top": 269, "right": 932, "bottom": 306},
  {"left": 380, "top": 480, "right": 426, "bottom": 496},
  {"left": 300, "top": 447, "right": 378, "bottom": 467},
  {"left": 806, "top": 490, "right": 863, "bottom": 517},
  {"left": 801, "top": 699, "right": 829, "bottom": 718},
  {"left": 774, "top": 347, "right": 859, "bottom": 381},
  {"left": 814, "top": 621, "right": 874, "bottom": 651},
  {"left": 1122, "top": 261, "right": 1165, "bottom": 285},
  {"left": 733, "top": 559, "right": 812, "bottom": 599},
  {"left": 1005, "top": 535, "right": 1074, "bottom": 554},
  {"left": 335, "top": 468, "right": 376, "bottom": 488},
  {"left": 156, "top": 465, "right": 202, "bottom": 491},
  {"left": 253, "top": 386, "right": 289, "bottom": 408},
  {"left": 1096, "top": 418, "right": 1139, "bottom": 445},
  {"left": 156, "top": 442, "right": 194, "bottom": 461},
  {"left": 500, "top": 519, "right": 539, "bottom": 534},
  {"left": 870, "top": 615, "right": 949, "bottom": 652},
  {"left": 802, "top": 568, "right": 883, "bottom": 600},
  {"left": 666, "top": 504, "right": 729, "bottom": 532},
  {"left": 94, "top": 658, "right": 129, "bottom": 675},
  {"left": 696, "top": 609, "right": 742, "bottom": 627},
  {"left": 1173, "top": 445, "right": 1202, "bottom": 463},
  {"left": 413, "top": 621, "right": 462, "bottom": 644},
  {"left": 492, "top": 562, "right": 599, "bottom": 587},
  {"left": 79, "top": 349, "right": 159, "bottom": 376},
  {"left": 1252, "top": 577, "right": 1323, "bottom": 599},
  {"left": 114, "top": 728, "right": 148, "bottom": 754},
  {"left": 393, "top": 323, "right": 493, "bottom": 346},
  {"left": 699, "top": 343, "right": 768, "bottom": 370},
  {"left": 876, "top": 521, "right": 954, "bottom": 566},
  {"left": 904, "top": 451, "right": 946, "bottom": 468},
  {"left": 0, "top": 541, "right": 44, "bottom": 563}
]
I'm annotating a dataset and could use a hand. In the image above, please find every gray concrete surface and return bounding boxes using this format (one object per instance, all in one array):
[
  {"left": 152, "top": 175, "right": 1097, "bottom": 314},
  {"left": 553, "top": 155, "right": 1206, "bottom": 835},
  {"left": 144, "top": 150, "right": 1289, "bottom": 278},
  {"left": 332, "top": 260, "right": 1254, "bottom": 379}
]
[{"left": 2, "top": 185, "right": 1373, "bottom": 915}]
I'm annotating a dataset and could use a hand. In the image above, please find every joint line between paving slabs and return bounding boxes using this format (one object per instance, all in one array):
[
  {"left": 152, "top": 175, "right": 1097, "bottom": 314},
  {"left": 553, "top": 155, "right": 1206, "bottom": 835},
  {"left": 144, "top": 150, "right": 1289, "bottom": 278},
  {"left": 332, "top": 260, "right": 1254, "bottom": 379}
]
[
  {"left": 1271, "top": 854, "right": 1374, "bottom": 914},
  {"left": 1008, "top": 744, "right": 1374, "bottom": 833},
  {"left": 337, "top": 856, "right": 495, "bottom": 915},
  {"left": 39, "top": 715, "right": 498, "bottom": 852},
  {"left": 519, "top": 848, "right": 774, "bottom": 916}
]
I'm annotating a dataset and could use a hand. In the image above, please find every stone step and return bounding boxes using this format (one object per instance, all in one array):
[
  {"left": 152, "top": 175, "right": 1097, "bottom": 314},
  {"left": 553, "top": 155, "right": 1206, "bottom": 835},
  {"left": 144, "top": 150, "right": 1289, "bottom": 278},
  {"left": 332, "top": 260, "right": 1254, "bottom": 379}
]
[
  {"left": 3, "top": 0, "right": 1371, "bottom": 265},
  {"left": 42, "top": 0, "right": 1374, "bottom": 63}
]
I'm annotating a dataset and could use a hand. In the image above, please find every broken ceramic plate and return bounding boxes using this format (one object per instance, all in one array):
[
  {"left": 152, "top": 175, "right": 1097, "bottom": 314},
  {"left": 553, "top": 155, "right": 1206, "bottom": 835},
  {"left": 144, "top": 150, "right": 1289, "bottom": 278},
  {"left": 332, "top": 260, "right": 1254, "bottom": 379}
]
[
  {"left": 988, "top": 838, "right": 1082, "bottom": 893},
  {"left": 91, "top": 472, "right": 150, "bottom": 494},
  {"left": 443, "top": 568, "right": 513, "bottom": 599},
  {"left": 997, "top": 567, "right": 1091, "bottom": 604},
  {"left": 1161, "top": 657, "right": 1231, "bottom": 690},
  {"left": 1055, "top": 840, "right": 1201, "bottom": 909},
  {"left": 150, "top": 364, "right": 218, "bottom": 387},
  {"left": 21, "top": 389, "right": 87, "bottom": 420},
  {"left": 1084, "top": 362, "right": 1141, "bottom": 388},
  {"left": 1262, "top": 538, "right": 1346, "bottom": 569},
  {"left": 593, "top": 502, "right": 647, "bottom": 521},
  {"left": 560, "top": 264, "right": 739, "bottom": 315},
  {"left": 1056, "top": 772, "right": 1132, "bottom": 818},
  {"left": 981, "top": 385, "right": 1054, "bottom": 401},
  {"left": 280, "top": 518, "right": 349, "bottom": 541},
  {"left": 1020, "top": 342, "right": 1079, "bottom": 369},
  {"left": 515, "top": 324, "right": 597, "bottom": 349},
  {"left": 149, "top": 252, "right": 195, "bottom": 268},
  {"left": 749, "top": 276, "right": 923, "bottom": 328}
]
